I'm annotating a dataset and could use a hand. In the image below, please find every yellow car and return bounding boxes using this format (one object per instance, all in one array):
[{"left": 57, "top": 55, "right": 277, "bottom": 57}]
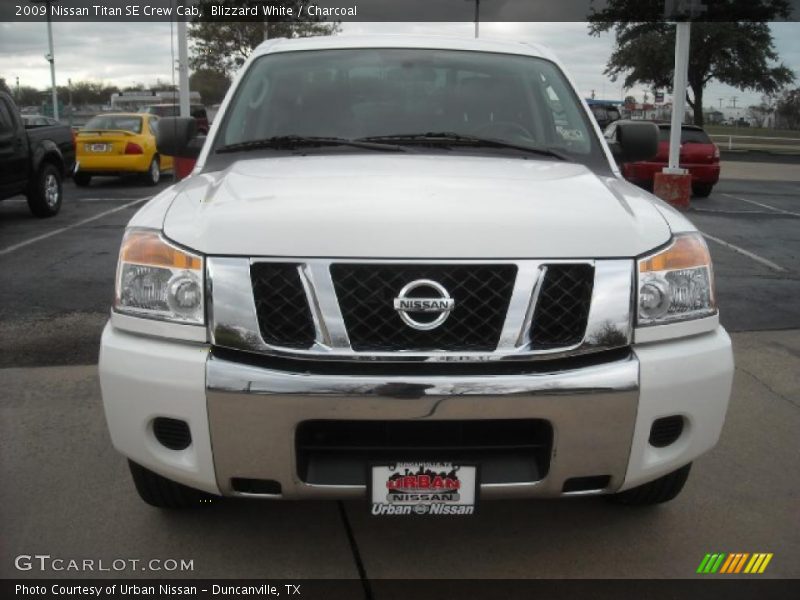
[{"left": 74, "top": 113, "right": 173, "bottom": 186}]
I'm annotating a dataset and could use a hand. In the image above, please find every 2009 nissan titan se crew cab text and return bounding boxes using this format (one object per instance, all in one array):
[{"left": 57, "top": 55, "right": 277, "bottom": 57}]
[{"left": 99, "top": 36, "right": 734, "bottom": 513}]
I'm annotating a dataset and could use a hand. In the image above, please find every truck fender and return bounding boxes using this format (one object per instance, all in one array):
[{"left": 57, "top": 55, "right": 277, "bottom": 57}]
[{"left": 32, "top": 139, "right": 65, "bottom": 177}]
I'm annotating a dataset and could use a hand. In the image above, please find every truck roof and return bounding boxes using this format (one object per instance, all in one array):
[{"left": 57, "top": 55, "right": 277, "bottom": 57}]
[{"left": 252, "top": 34, "right": 557, "bottom": 62}]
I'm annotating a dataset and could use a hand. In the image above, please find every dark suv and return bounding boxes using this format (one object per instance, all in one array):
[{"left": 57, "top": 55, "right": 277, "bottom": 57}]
[
  {"left": 142, "top": 104, "right": 209, "bottom": 134},
  {"left": 588, "top": 103, "right": 622, "bottom": 131}
]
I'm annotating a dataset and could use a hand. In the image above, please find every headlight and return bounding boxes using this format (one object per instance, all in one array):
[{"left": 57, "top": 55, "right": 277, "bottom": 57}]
[
  {"left": 637, "top": 233, "right": 716, "bottom": 326},
  {"left": 114, "top": 229, "right": 204, "bottom": 325}
]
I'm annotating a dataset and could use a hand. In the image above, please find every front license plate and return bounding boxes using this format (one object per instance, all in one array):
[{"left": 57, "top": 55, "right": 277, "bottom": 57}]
[
  {"left": 370, "top": 462, "right": 478, "bottom": 516},
  {"left": 87, "top": 143, "right": 109, "bottom": 153}
]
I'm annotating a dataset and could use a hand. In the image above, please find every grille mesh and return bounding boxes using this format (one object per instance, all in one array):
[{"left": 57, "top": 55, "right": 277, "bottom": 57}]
[
  {"left": 331, "top": 264, "right": 517, "bottom": 351},
  {"left": 649, "top": 416, "right": 684, "bottom": 447},
  {"left": 152, "top": 417, "right": 191, "bottom": 451},
  {"left": 250, "top": 263, "right": 316, "bottom": 349},
  {"left": 530, "top": 264, "right": 594, "bottom": 349}
]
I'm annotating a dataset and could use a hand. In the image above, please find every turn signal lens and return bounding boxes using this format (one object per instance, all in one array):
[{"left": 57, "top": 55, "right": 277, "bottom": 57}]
[
  {"left": 637, "top": 233, "right": 716, "bottom": 326},
  {"left": 114, "top": 229, "right": 204, "bottom": 324}
]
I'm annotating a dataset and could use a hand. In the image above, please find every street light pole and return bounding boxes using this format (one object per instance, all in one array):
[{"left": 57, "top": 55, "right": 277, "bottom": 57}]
[
  {"left": 666, "top": 21, "right": 690, "bottom": 172},
  {"left": 653, "top": 0, "right": 706, "bottom": 209},
  {"left": 31, "top": 0, "right": 58, "bottom": 119},
  {"left": 176, "top": 19, "right": 190, "bottom": 119},
  {"left": 45, "top": 0, "right": 58, "bottom": 120},
  {"left": 464, "top": 0, "right": 480, "bottom": 38}
]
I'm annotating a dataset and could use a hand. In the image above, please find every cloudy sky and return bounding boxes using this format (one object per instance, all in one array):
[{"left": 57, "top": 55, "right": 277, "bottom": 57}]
[{"left": 0, "top": 21, "right": 798, "bottom": 115}]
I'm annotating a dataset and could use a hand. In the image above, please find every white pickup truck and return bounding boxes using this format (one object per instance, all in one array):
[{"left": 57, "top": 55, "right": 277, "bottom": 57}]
[{"left": 99, "top": 36, "right": 733, "bottom": 513}]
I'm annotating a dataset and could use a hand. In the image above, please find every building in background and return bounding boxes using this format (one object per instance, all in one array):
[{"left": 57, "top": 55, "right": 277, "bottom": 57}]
[{"left": 110, "top": 89, "right": 202, "bottom": 112}]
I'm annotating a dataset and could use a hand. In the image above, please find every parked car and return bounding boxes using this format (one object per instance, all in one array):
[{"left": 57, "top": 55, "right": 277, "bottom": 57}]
[
  {"left": 142, "top": 104, "right": 210, "bottom": 134},
  {"left": 607, "top": 121, "right": 721, "bottom": 197},
  {"left": 0, "top": 91, "right": 76, "bottom": 217},
  {"left": 74, "top": 113, "right": 173, "bottom": 186},
  {"left": 587, "top": 101, "right": 622, "bottom": 130},
  {"left": 99, "top": 36, "right": 733, "bottom": 511}
]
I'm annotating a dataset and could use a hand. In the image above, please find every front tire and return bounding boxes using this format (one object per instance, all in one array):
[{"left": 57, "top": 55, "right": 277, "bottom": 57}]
[
  {"left": 609, "top": 464, "right": 692, "bottom": 506},
  {"left": 26, "top": 162, "right": 62, "bottom": 218},
  {"left": 142, "top": 156, "right": 161, "bottom": 186},
  {"left": 693, "top": 183, "right": 714, "bottom": 198},
  {"left": 128, "top": 461, "right": 211, "bottom": 509}
]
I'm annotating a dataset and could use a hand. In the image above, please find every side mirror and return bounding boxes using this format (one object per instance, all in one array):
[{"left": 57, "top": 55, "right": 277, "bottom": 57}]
[
  {"left": 608, "top": 120, "right": 658, "bottom": 163},
  {"left": 157, "top": 117, "right": 202, "bottom": 158}
]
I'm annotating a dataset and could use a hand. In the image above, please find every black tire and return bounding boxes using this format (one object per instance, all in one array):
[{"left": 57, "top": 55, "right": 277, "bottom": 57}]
[
  {"left": 26, "top": 162, "right": 62, "bottom": 218},
  {"left": 128, "top": 460, "right": 211, "bottom": 509},
  {"left": 693, "top": 184, "right": 714, "bottom": 198},
  {"left": 142, "top": 155, "right": 161, "bottom": 186},
  {"left": 73, "top": 172, "right": 92, "bottom": 187},
  {"left": 609, "top": 464, "right": 692, "bottom": 506}
]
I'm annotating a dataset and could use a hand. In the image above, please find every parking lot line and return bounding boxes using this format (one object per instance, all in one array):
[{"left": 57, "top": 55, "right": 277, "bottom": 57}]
[
  {"left": 723, "top": 193, "right": 800, "bottom": 218},
  {"left": 701, "top": 231, "right": 788, "bottom": 273},
  {"left": 0, "top": 196, "right": 151, "bottom": 257}
]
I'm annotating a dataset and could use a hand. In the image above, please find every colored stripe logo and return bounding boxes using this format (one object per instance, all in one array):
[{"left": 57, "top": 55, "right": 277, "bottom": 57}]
[{"left": 697, "top": 553, "right": 773, "bottom": 574}]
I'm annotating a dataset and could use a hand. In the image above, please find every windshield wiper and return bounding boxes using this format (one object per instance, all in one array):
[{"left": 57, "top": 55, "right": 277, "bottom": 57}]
[
  {"left": 358, "top": 132, "right": 571, "bottom": 161},
  {"left": 216, "top": 135, "right": 406, "bottom": 154}
]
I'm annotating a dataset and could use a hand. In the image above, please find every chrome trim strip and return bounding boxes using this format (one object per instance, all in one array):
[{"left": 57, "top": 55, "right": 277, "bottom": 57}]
[
  {"left": 583, "top": 260, "right": 634, "bottom": 348},
  {"left": 516, "top": 264, "right": 547, "bottom": 347},
  {"left": 207, "top": 257, "right": 634, "bottom": 362},
  {"left": 207, "top": 352, "right": 639, "bottom": 396},
  {"left": 297, "top": 263, "right": 331, "bottom": 347},
  {"left": 304, "top": 260, "right": 351, "bottom": 349},
  {"left": 497, "top": 261, "right": 540, "bottom": 349}
]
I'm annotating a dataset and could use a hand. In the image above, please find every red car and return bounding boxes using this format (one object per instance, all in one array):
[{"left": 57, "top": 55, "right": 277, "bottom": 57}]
[{"left": 606, "top": 122, "right": 720, "bottom": 197}]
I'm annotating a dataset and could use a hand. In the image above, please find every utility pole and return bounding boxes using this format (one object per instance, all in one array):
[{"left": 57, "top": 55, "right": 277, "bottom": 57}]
[
  {"left": 67, "top": 77, "right": 73, "bottom": 127},
  {"left": 729, "top": 96, "right": 738, "bottom": 109},
  {"left": 666, "top": 21, "right": 690, "bottom": 172},
  {"left": 464, "top": 0, "right": 480, "bottom": 38},
  {"left": 15, "top": 76, "right": 20, "bottom": 101},
  {"left": 31, "top": 0, "right": 59, "bottom": 120},
  {"left": 654, "top": 0, "right": 706, "bottom": 209},
  {"left": 176, "top": 19, "right": 190, "bottom": 118}
]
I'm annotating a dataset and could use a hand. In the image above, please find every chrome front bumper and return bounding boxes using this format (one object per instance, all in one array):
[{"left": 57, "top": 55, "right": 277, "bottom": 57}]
[{"left": 206, "top": 352, "right": 640, "bottom": 499}]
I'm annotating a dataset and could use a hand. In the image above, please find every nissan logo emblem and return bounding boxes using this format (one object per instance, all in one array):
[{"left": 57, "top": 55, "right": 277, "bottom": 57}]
[{"left": 393, "top": 279, "right": 455, "bottom": 331}]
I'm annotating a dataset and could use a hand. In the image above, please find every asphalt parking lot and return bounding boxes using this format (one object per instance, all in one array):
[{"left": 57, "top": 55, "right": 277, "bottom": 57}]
[{"left": 1, "top": 166, "right": 798, "bottom": 583}]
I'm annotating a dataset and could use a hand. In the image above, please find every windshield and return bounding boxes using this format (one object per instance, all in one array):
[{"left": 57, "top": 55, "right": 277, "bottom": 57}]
[
  {"left": 212, "top": 48, "right": 605, "bottom": 168},
  {"left": 146, "top": 106, "right": 176, "bottom": 117},
  {"left": 658, "top": 127, "right": 712, "bottom": 144},
  {"left": 147, "top": 105, "right": 206, "bottom": 118},
  {"left": 84, "top": 115, "right": 142, "bottom": 133}
]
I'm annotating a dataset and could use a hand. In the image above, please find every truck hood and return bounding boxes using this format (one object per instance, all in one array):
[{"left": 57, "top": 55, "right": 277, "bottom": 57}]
[{"left": 163, "top": 154, "right": 672, "bottom": 258}]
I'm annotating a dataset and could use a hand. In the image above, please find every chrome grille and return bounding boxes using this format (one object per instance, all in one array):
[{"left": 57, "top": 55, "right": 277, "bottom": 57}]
[
  {"left": 207, "top": 257, "right": 633, "bottom": 361},
  {"left": 330, "top": 263, "right": 517, "bottom": 351}
]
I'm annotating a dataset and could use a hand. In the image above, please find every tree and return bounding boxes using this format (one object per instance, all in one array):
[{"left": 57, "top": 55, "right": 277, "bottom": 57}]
[
  {"left": 17, "top": 85, "right": 42, "bottom": 106},
  {"left": 588, "top": 1, "right": 795, "bottom": 126},
  {"left": 776, "top": 88, "right": 800, "bottom": 129},
  {"left": 189, "top": 1, "right": 340, "bottom": 76},
  {"left": 747, "top": 93, "right": 778, "bottom": 127},
  {"left": 189, "top": 69, "right": 231, "bottom": 105},
  {"left": 64, "top": 81, "right": 121, "bottom": 106}
]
